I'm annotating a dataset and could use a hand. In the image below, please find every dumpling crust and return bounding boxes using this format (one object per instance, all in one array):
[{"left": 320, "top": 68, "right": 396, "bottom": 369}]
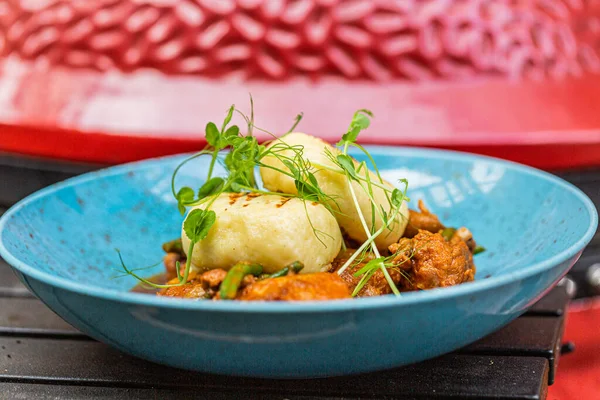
[
  {"left": 181, "top": 193, "right": 342, "bottom": 274},
  {"left": 260, "top": 132, "right": 409, "bottom": 250}
]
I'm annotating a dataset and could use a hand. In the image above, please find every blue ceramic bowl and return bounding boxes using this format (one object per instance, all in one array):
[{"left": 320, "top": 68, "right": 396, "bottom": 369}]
[{"left": 0, "top": 147, "right": 596, "bottom": 378}]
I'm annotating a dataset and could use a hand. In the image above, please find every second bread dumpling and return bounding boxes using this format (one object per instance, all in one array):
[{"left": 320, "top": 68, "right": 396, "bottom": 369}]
[{"left": 260, "top": 133, "right": 409, "bottom": 250}]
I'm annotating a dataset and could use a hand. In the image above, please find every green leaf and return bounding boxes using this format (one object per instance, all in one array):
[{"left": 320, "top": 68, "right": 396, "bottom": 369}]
[
  {"left": 224, "top": 135, "right": 259, "bottom": 189},
  {"left": 235, "top": 138, "right": 249, "bottom": 153},
  {"left": 391, "top": 179, "right": 409, "bottom": 207},
  {"left": 176, "top": 186, "right": 195, "bottom": 214},
  {"left": 282, "top": 159, "right": 299, "bottom": 177},
  {"left": 352, "top": 110, "right": 372, "bottom": 128},
  {"left": 295, "top": 180, "right": 318, "bottom": 201},
  {"left": 338, "top": 132, "right": 356, "bottom": 146},
  {"left": 391, "top": 189, "right": 405, "bottom": 208},
  {"left": 353, "top": 257, "right": 385, "bottom": 277},
  {"left": 197, "top": 177, "right": 224, "bottom": 200},
  {"left": 351, "top": 256, "right": 387, "bottom": 297},
  {"left": 306, "top": 172, "right": 319, "bottom": 188},
  {"left": 230, "top": 182, "right": 243, "bottom": 192},
  {"left": 255, "top": 144, "right": 266, "bottom": 159},
  {"left": 380, "top": 206, "right": 389, "bottom": 224},
  {"left": 224, "top": 125, "right": 239, "bottom": 138},
  {"left": 222, "top": 105, "right": 235, "bottom": 131},
  {"left": 398, "top": 178, "right": 409, "bottom": 189},
  {"left": 205, "top": 122, "right": 220, "bottom": 147},
  {"left": 338, "top": 109, "right": 374, "bottom": 145},
  {"left": 336, "top": 154, "right": 358, "bottom": 180},
  {"left": 352, "top": 268, "right": 377, "bottom": 296},
  {"left": 184, "top": 209, "right": 216, "bottom": 242},
  {"left": 177, "top": 186, "right": 195, "bottom": 202},
  {"left": 226, "top": 135, "right": 244, "bottom": 147}
]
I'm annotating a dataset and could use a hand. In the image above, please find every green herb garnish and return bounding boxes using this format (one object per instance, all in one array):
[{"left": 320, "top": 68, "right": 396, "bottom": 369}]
[
  {"left": 119, "top": 97, "right": 411, "bottom": 295},
  {"left": 328, "top": 110, "right": 409, "bottom": 296}
]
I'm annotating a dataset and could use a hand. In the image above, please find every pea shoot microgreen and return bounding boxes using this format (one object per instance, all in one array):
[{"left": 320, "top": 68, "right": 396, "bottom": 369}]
[
  {"left": 327, "top": 110, "right": 409, "bottom": 296},
  {"left": 118, "top": 97, "right": 412, "bottom": 295},
  {"left": 175, "top": 187, "right": 195, "bottom": 215},
  {"left": 349, "top": 237, "right": 432, "bottom": 297},
  {"left": 197, "top": 177, "right": 225, "bottom": 200}
]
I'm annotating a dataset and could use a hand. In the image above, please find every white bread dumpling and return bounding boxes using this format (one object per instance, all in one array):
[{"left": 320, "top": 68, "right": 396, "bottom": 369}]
[
  {"left": 182, "top": 193, "right": 342, "bottom": 274},
  {"left": 260, "top": 133, "right": 409, "bottom": 250}
]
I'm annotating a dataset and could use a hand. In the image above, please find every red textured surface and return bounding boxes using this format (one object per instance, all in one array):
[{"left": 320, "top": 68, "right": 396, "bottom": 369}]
[
  {"left": 1, "top": 0, "right": 600, "bottom": 80},
  {"left": 1, "top": 0, "right": 600, "bottom": 166},
  {"left": 548, "top": 299, "right": 600, "bottom": 399}
]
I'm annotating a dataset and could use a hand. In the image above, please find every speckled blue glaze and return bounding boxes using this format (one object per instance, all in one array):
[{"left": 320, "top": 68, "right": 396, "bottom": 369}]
[{"left": 0, "top": 147, "right": 596, "bottom": 378}]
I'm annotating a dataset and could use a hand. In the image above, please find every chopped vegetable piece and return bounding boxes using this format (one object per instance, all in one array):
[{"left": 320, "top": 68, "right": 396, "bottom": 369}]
[
  {"left": 473, "top": 246, "right": 486, "bottom": 255},
  {"left": 265, "top": 268, "right": 289, "bottom": 279},
  {"left": 266, "top": 261, "right": 305, "bottom": 279},
  {"left": 220, "top": 263, "right": 263, "bottom": 300},
  {"left": 162, "top": 238, "right": 183, "bottom": 254},
  {"left": 441, "top": 228, "right": 456, "bottom": 241},
  {"left": 288, "top": 261, "right": 304, "bottom": 274}
]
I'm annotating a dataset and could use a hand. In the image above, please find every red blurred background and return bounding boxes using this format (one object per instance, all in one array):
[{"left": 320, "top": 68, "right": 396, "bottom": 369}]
[{"left": 1, "top": 0, "right": 600, "bottom": 169}]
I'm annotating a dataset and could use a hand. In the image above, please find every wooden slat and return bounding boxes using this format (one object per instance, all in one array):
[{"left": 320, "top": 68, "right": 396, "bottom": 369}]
[
  {"left": 0, "top": 383, "right": 356, "bottom": 400},
  {"left": 526, "top": 286, "right": 569, "bottom": 317},
  {"left": 0, "top": 258, "right": 32, "bottom": 298},
  {"left": 0, "top": 298, "right": 80, "bottom": 337},
  {"left": 0, "top": 337, "right": 548, "bottom": 400},
  {"left": 461, "top": 316, "right": 564, "bottom": 384},
  {"left": 0, "top": 207, "right": 32, "bottom": 298},
  {"left": 0, "top": 383, "right": 358, "bottom": 400}
]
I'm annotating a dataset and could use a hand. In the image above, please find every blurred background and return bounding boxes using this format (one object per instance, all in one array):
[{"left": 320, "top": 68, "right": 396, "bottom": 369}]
[{"left": 0, "top": 1, "right": 599, "bottom": 398}]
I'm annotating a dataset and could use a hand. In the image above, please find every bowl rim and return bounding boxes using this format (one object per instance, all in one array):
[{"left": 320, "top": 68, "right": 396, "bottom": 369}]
[{"left": 0, "top": 146, "right": 597, "bottom": 313}]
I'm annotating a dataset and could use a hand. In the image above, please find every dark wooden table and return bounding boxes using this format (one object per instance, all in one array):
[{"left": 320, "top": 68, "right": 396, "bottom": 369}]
[{"left": 0, "top": 153, "right": 598, "bottom": 400}]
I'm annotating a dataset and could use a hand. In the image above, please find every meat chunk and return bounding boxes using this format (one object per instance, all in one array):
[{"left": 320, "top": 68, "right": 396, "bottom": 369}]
[
  {"left": 331, "top": 250, "right": 405, "bottom": 297},
  {"left": 403, "top": 200, "right": 445, "bottom": 238},
  {"left": 158, "top": 272, "right": 208, "bottom": 299},
  {"left": 158, "top": 269, "right": 228, "bottom": 299},
  {"left": 237, "top": 272, "right": 350, "bottom": 301},
  {"left": 389, "top": 230, "right": 475, "bottom": 290},
  {"left": 452, "top": 227, "right": 477, "bottom": 252},
  {"left": 201, "top": 269, "right": 227, "bottom": 288}
]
